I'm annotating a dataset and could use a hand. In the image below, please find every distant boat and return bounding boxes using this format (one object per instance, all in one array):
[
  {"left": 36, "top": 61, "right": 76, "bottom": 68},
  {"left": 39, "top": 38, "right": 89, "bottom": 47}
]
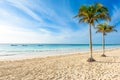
[
  {"left": 38, "top": 44, "right": 43, "bottom": 46},
  {"left": 22, "top": 45, "right": 28, "bottom": 46},
  {"left": 11, "top": 44, "right": 18, "bottom": 46}
]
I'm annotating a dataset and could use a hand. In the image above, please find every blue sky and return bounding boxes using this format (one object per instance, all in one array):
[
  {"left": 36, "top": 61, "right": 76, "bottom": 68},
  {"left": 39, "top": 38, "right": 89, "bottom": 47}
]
[{"left": 0, "top": 0, "right": 120, "bottom": 44}]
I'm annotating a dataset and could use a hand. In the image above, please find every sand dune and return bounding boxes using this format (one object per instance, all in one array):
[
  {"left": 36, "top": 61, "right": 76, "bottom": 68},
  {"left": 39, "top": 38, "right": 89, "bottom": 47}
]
[{"left": 0, "top": 48, "right": 120, "bottom": 80}]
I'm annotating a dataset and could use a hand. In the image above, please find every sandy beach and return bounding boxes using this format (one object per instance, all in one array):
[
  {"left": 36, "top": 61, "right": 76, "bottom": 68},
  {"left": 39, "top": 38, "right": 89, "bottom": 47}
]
[{"left": 0, "top": 48, "right": 120, "bottom": 80}]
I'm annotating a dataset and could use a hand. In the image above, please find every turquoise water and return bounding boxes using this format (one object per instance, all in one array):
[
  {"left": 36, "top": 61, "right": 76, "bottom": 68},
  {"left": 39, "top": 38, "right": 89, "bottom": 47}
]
[
  {"left": 0, "top": 44, "right": 120, "bottom": 53},
  {"left": 0, "top": 44, "right": 120, "bottom": 59}
]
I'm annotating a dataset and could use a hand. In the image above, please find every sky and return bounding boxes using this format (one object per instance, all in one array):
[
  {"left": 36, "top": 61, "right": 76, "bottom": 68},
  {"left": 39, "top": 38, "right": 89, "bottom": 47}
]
[{"left": 0, "top": 0, "right": 120, "bottom": 44}]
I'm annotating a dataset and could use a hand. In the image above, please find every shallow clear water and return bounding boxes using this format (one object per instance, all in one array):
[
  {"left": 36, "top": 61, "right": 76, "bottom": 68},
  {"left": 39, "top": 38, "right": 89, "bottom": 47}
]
[{"left": 0, "top": 44, "right": 120, "bottom": 59}]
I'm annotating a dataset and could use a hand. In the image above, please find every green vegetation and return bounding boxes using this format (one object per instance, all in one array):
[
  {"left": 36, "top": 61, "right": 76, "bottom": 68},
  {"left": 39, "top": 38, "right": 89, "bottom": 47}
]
[
  {"left": 96, "top": 22, "right": 117, "bottom": 57},
  {"left": 75, "top": 3, "right": 110, "bottom": 62}
]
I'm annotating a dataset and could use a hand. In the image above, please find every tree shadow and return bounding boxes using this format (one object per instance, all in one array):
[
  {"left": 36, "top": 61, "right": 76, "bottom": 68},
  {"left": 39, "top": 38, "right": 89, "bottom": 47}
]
[
  {"left": 95, "top": 61, "right": 120, "bottom": 63},
  {"left": 106, "top": 56, "right": 120, "bottom": 58},
  {"left": 94, "top": 55, "right": 120, "bottom": 63}
]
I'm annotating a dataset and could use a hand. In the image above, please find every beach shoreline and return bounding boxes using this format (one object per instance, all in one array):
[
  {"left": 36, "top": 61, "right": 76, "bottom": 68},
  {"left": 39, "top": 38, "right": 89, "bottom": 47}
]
[
  {"left": 0, "top": 47, "right": 119, "bottom": 61},
  {"left": 0, "top": 48, "right": 120, "bottom": 80}
]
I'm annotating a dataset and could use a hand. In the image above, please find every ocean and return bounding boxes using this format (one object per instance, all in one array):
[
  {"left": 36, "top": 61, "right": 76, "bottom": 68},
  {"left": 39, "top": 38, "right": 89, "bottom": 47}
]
[{"left": 0, "top": 44, "right": 120, "bottom": 60}]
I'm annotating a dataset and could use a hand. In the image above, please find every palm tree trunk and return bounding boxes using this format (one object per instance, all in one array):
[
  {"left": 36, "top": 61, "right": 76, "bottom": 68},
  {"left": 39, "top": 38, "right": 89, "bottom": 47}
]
[
  {"left": 89, "top": 25, "right": 93, "bottom": 58},
  {"left": 101, "top": 32, "right": 106, "bottom": 57},
  {"left": 87, "top": 24, "right": 95, "bottom": 62}
]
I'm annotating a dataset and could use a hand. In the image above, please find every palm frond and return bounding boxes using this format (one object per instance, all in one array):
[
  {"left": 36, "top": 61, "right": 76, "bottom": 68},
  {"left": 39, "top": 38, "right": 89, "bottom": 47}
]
[
  {"left": 74, "top": 2, "right": 111, "bottom": 29},
  {"left": 96, "top": 22, "right": 117, "bottom": 33},
  {"left": 79, "top": 17, "right": 88, "bottom": 23}
]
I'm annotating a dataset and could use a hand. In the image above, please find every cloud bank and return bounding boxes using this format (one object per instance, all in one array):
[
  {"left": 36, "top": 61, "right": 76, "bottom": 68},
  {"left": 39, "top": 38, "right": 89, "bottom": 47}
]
[{"left": 0, "top": 0, "right": 119, "bottom": 44}]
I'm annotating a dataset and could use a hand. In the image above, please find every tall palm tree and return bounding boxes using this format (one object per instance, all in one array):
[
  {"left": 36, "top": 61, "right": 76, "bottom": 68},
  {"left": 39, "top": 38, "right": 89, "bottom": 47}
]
[
  {"left": 96, "top": 22, "right": 117, "bottom": 57},
  {"left": 74, "top": 3, "right": 110, "bottom": 62}
]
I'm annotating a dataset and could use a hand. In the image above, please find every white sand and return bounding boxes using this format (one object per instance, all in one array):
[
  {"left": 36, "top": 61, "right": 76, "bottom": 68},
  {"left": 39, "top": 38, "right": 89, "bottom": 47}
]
[{"left": 0, "top": 48, "right": 120, "bottom": 80}]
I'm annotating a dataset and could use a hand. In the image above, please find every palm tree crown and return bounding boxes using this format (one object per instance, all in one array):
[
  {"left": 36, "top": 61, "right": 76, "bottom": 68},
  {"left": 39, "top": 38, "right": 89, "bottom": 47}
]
[
  {"left": 75, "top": 3, "right": 110, "bottom": 26},
  {"left": 96, "top": 22, "right": 117, "bottom": 35}
]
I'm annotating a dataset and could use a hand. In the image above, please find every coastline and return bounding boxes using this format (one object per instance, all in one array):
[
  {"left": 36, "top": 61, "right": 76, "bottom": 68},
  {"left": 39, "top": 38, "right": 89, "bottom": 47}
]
[
  {"left": 0, "top": 47, "right": 119, "bottom": 61},
  {"left": 0, "top": 48, "right": 120, "bottom": 79},
  {"left": 0, "top": 44, "right": 119, "bottom": 60},
  {"left": 0, "top": 47, "right": 120, "bottom": 79}
]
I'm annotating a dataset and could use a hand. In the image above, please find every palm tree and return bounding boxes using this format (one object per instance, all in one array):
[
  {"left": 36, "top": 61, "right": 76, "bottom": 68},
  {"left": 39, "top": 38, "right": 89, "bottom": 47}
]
[
  {"left": 96, "top": 22, "right": 117, "bottom": 57},
  {"left": 74, "top": 3, "right": 110, "bottom": 62}
]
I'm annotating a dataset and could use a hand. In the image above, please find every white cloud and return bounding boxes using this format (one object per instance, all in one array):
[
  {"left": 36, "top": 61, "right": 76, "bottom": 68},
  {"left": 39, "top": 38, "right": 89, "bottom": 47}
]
[
  {"left": 0, "top": 24, "right": 57, "bottom": 43},
  {"left": 0, "top": 0, "right": 90, "bottom": 44},
  {"left": 7, "top": 0, "right": 43, "bottom": 23},
  {"left": 0, "top": 23, "right": 89, "bottom": 44}
]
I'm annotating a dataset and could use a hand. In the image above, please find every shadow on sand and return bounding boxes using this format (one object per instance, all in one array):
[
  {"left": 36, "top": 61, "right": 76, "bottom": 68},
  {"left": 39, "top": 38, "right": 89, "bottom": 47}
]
[
  {"left": 95, "top": 61, "right": 120, "bottom": 63},
  {"left": 94, "top": 56, "right": 120, "bottom": 63}
]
